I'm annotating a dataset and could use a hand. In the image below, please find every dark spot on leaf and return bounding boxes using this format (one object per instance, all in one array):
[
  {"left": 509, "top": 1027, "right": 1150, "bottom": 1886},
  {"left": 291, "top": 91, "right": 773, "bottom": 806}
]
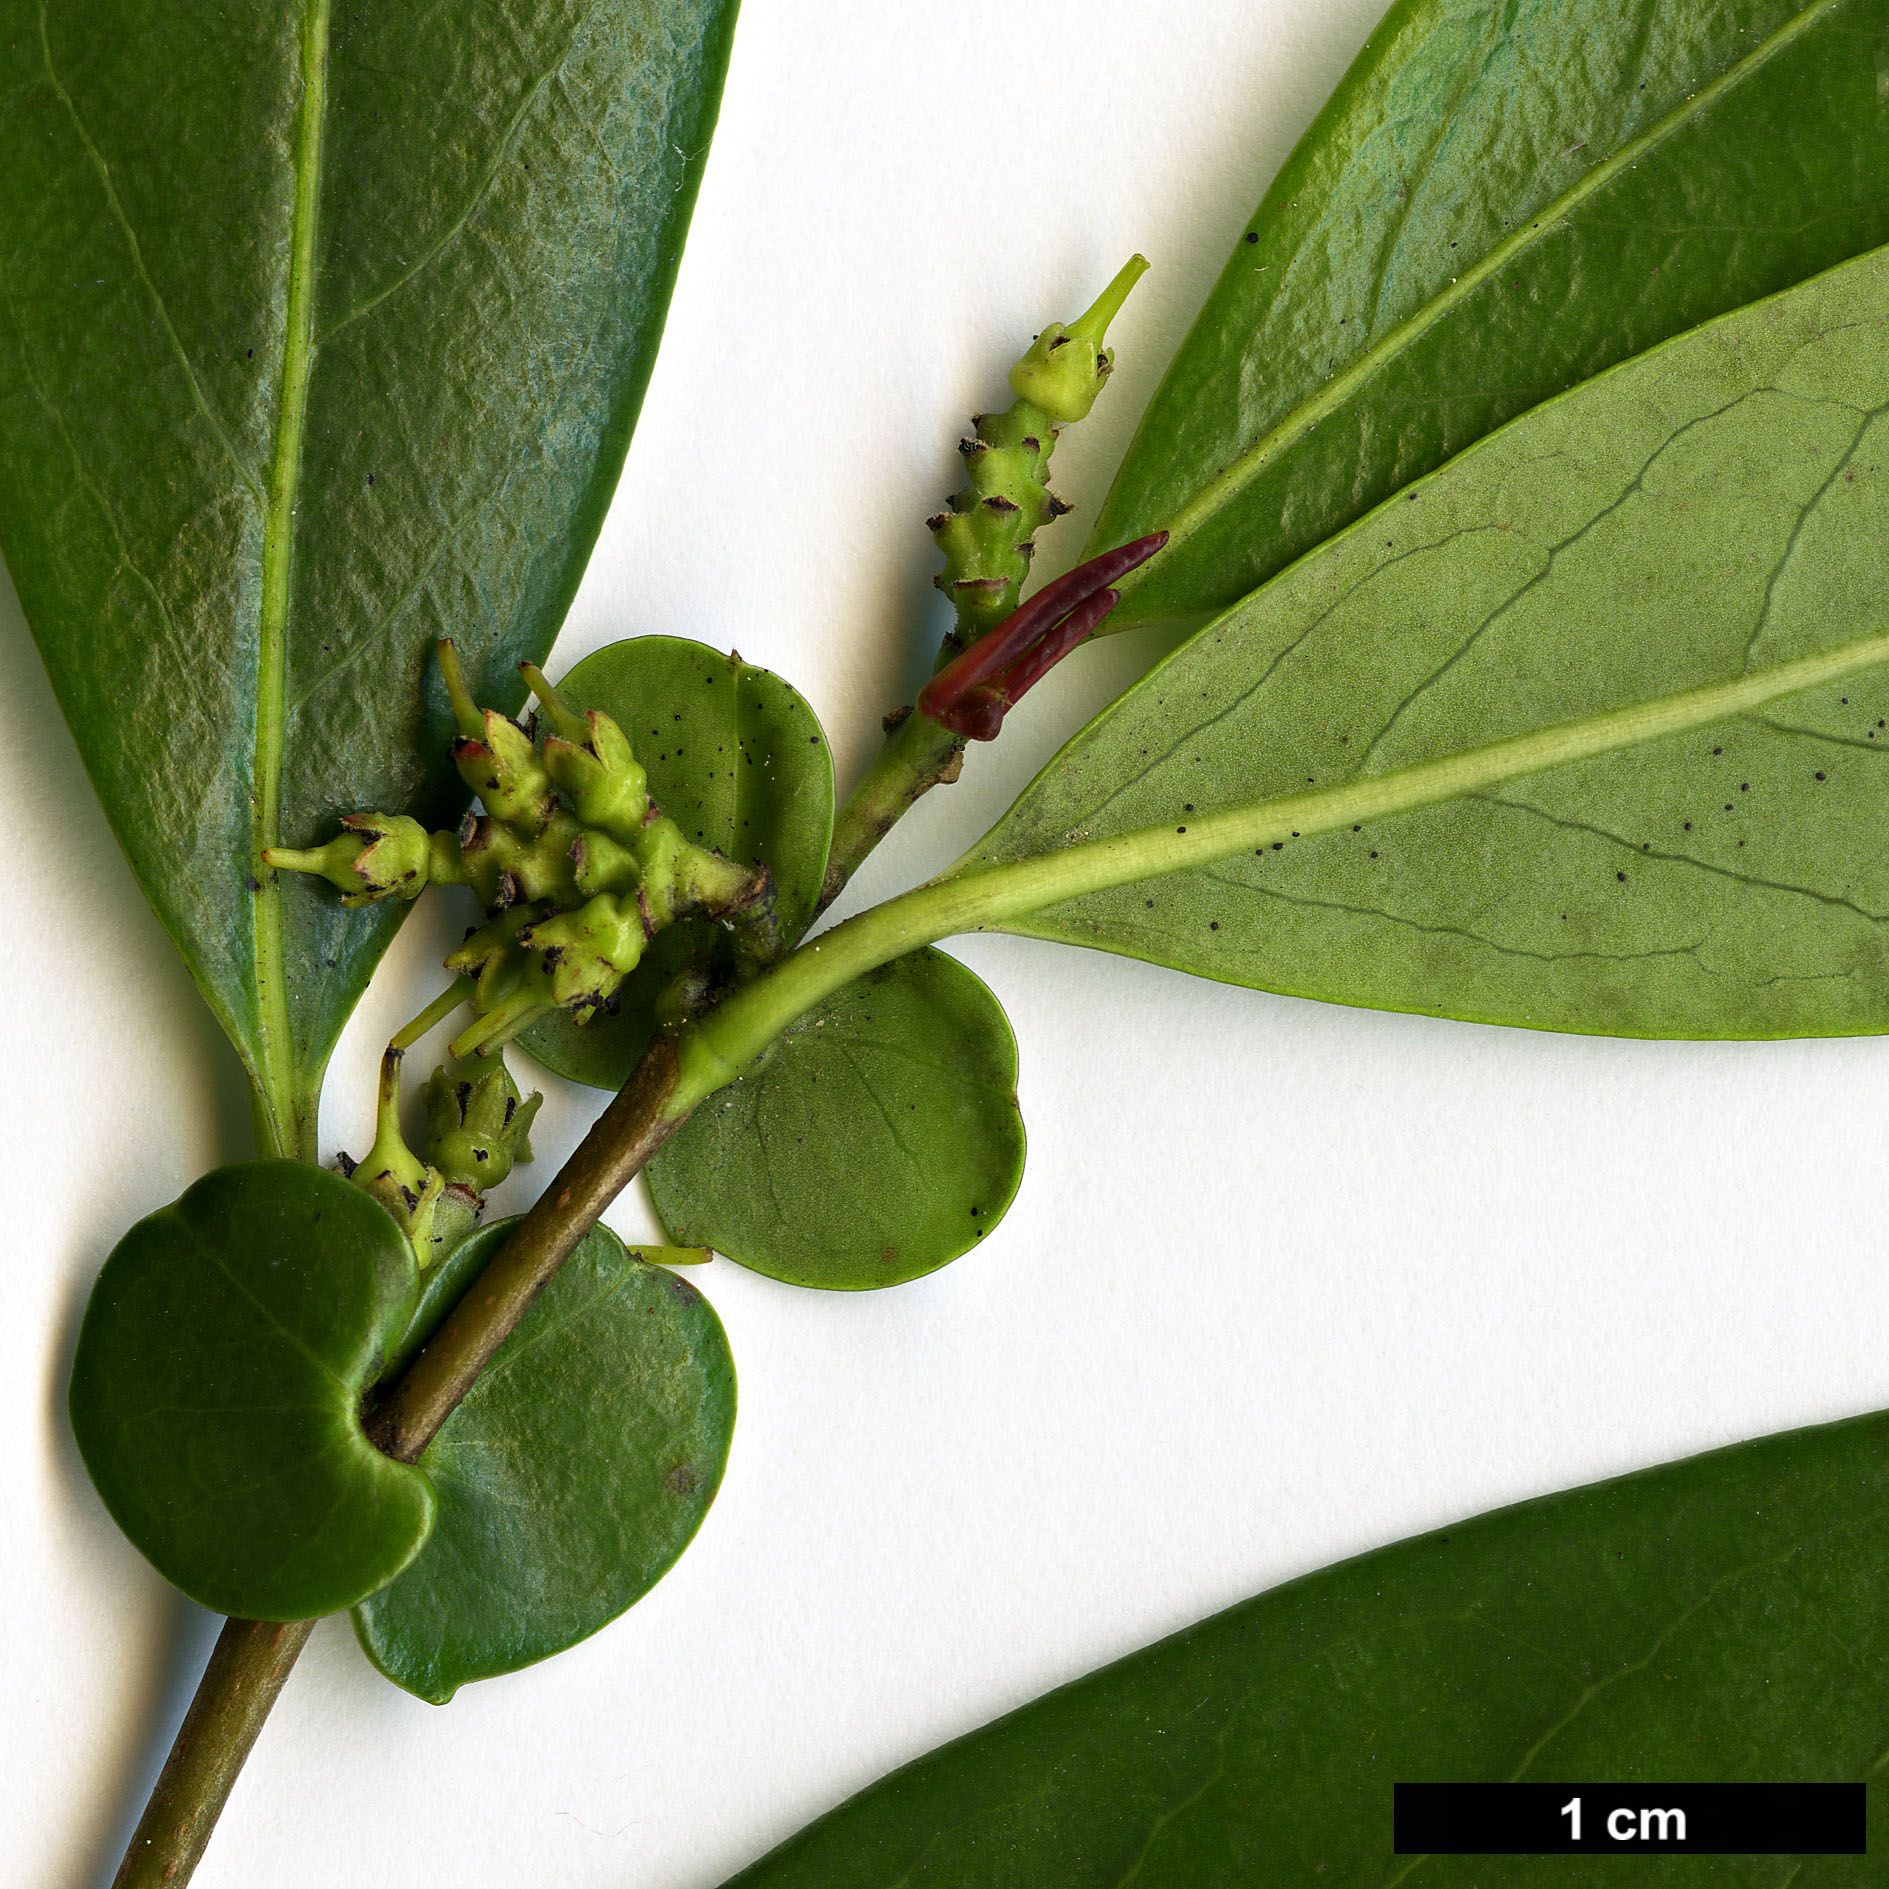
[
  {"left": 663, "top": 1463, "right": 699, "bottom": 1497},
  {"left": 1616, "top": 872, "right": 1627, "bottom": 882}
]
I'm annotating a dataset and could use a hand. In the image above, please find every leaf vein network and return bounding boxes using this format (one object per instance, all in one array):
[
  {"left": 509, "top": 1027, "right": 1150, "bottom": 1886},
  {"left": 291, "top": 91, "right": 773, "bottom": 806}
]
[
  {"left": 316, "top": 0, "right": 609, "bottom": 344},
  {"left": 34, "top": 0, "right": 262, "bottom": 499}
]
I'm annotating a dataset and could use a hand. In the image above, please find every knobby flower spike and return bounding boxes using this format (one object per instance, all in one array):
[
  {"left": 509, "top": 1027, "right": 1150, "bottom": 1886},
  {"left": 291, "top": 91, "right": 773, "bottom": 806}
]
[
  {"left": 918, "top": 530, "right": 1168, "bottom": 740},
  {"left": 819, "top": 258, "right": 1153, "bottom": 911},
  {"left": 930, "top": 254, "right": 1149, "bottom": 652},
  {"left": 267, "top": 643, "right": 778, "bottom": 1057}
]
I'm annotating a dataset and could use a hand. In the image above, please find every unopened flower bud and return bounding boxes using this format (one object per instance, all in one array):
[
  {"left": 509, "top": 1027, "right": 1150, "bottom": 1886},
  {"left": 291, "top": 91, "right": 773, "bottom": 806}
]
[
  {"left": 340, "top": 1050, "right": 453, "bottom": 1264},
  {"left": 453, "top": 712, "right": 557, "bottom": 835},
  {"left": 423, "top": 1054, "right": 542, "bottom": 1193},
  {"left": 540, "top": 709, "right": 650, "bottom": 842},
  {"left": 1007, "top": 255, "right": 1148, "bottom": 424},
  {"left": 264, "top": 813, "right": 431, "bottom": 906},
  {"left": 519, "top": 895, "right": 647, "bottom": 1009}
]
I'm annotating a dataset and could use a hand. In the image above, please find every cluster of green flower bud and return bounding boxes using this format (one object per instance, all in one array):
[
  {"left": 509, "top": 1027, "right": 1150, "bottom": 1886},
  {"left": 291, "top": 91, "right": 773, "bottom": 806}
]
[
  {"left": 929, "top": 256, "right": 1147, "bottom": 648},
  {"left": 265, "top": 643, "right": 773, "bottom": 1058},
  {"left": 341, "top": 1049, "right": 542, "bottom": 1267}
]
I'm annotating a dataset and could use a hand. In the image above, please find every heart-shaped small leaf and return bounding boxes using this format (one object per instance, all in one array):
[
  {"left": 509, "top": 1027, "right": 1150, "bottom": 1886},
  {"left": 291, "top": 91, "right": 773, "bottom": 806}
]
[
  {"left": 351, "top": 1218, "right": 734, "bottom": 1703},
  {"left": 1093, "top": 0, "right": 1889, "bottom": 630},
  {"left": 971, "top": 241, "right": 1889, "bottom": 1039},
  {"left": 647, "top": 949, "right": 1025, "bottom": 1290},
  {"left": 68, "top": 1161, "right": 433, "bottom": 1622},
  {"left": 721, "top": 1405, "right": 1889, "bottom": 1887},
  {"left": 522, "top": 634, "right": 834, "bottom": 1089}
]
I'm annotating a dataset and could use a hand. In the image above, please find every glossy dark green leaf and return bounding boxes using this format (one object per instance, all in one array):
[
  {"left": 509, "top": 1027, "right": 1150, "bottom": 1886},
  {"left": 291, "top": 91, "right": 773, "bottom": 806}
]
[
  {"left": 522, "top": 634, "right": 834, "bottom": 1090},
  {"left": 648, "top": 949, "right": 1024, "bottom": 1290},
  {"left": 724, "top": 1407, "right": 1889, "bottom": 1888},
  {"left": 1092, "top": 0, "right": 1889, "bottom": 631},
  {"left": 68, "top": 1161, "right": 432, "bottom": 1622},
  {"left": 351, "top": 1218, "right": 734, "bottom": 1704},
  {"left": 970, "top": 242, "right": 1889, "bottom": 1039},
  {"left": 0, "top": 0, "right": 740, "bottom": 1154}
]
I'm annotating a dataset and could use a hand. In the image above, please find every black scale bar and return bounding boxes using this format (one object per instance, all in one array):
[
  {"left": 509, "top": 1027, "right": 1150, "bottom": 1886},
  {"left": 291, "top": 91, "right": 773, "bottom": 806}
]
[{"left": 1394, "top": 1783, "right": 1864, "bottom": 1855}]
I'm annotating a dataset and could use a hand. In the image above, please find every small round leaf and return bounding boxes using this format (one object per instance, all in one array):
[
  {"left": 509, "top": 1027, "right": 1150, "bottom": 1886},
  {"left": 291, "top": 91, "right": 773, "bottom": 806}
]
[
  {"left": 352, "top": 1219, "right": 736, "bottom": 1703},
  {"left": 68, "top": 1161, "right": 434, "bottom": 1621},
  {"left": 523, "top": 635, "right": 833, "bottom": 1090},
  {"left": 647, "top": 948, "right": 1025, "bottom": 1289}
]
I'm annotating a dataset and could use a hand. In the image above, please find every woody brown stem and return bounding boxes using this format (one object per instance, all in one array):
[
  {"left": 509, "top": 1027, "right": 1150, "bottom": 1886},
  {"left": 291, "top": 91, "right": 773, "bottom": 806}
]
[{"left": 109, "top": 1036, "right": 689, "bottom": 1888}]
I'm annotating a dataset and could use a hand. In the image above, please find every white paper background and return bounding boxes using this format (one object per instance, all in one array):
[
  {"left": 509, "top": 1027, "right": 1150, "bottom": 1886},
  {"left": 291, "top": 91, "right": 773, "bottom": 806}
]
[{"left": 7, "top": 3, "right": 1885, "bottom": 1883}]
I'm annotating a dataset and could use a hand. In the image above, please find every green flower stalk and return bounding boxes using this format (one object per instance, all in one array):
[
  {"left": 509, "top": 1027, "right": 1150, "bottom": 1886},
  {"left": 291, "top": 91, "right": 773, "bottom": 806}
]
[{"left": 338, "top": 1049, "right": 450, "bottom": 1264}]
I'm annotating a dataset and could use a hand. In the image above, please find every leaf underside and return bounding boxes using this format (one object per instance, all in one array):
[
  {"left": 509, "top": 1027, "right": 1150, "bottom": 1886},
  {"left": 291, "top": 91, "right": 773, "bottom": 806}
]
[
  {"left": 353, "top": 1219, "right": 734, "bottom": 1703},
  {"left": 647, "top": 949, "right": 1026, "bottom": 1290},
  {"left": 722, "top": 1406, "right": 1889, "bottom": 1889},
  {"left": 1093, "top": 0, "right": 1889, "bottom": 630},
  {"left": 68, "top": 1162, "right": 431, "bottom": 1622},
  {"left": 972, "top": 241, "right": 1889, "bottom": 1039},
  {"left": 0, "top": 0, "right": 740, "bottom": 1149}
]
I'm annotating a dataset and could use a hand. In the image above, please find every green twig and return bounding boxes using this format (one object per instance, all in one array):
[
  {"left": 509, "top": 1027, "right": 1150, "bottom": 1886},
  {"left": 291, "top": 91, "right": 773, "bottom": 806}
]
[
  {"left": 817, "top": 709, "right": 965, "bottom": 914},
  {"left": 111, "top": 1618, "right": 315, "bottom": 1889}
]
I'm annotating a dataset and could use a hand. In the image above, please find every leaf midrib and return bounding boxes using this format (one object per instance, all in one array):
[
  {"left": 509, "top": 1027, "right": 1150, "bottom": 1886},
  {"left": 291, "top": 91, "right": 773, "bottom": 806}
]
[
  {"left": 252, "top": 0, "right": 333, "bottom": 1157},
  {"left": 1107, "top": 0, "right": 1845, "bottom": 598},
  {"left": 971, "top": 629, "right": 1889, "bottom": 932},
  {"left": 677, "top": 627, "right": 1889, "bottom": 1110}
]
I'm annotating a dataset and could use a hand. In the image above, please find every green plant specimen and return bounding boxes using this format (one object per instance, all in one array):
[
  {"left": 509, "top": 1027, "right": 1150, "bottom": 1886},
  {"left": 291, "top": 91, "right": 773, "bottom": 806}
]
[{"left": 12, "top": 0, "right": 1889, "bottom": 1884}]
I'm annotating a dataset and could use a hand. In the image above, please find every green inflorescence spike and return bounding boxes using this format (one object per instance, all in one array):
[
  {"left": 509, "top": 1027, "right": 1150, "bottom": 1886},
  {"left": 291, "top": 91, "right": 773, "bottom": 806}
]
[{"left": 930, "top": 257, "right": 1148, "bottom": 648}]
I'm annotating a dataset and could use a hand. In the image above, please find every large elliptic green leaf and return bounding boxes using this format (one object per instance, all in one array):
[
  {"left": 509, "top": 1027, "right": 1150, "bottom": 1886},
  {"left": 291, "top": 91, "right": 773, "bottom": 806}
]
[
  {"left": 521, "top": 634, "right": 835, "bottom": 1091},
  {"left": 647, "top": 949, "right": 1025, "bottom": 1290},
  {"left": 721, "top": 1406, "right": 1889, "bottom": 1889},
  {"left": 0, "top": 0, "right": 741, "bottom": 1155},
  {"left": 1092, "top": 0, "right": 1889, "bottom": 630},
  {"left": 68, "top": 1161, "right": 432, "bottom": 1622},
  {"left": 966, "top": 241, "right": 1889, "bottom": 1039},
  {"left": 351, "top": 1218, "right": 735, "bottom": 1704}
]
